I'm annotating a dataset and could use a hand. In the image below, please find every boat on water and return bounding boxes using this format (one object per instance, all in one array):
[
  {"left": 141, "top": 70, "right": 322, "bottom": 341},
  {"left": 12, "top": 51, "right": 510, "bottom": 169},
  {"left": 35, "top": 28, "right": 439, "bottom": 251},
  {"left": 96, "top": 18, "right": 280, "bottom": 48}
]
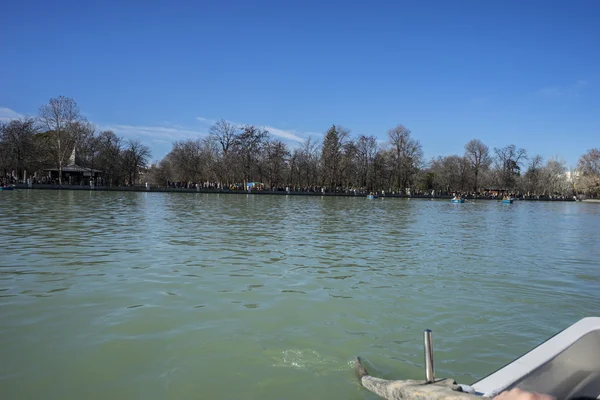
[
  {"left": 354, "top": 317, "right": 600, "bottom": 400},
  {"left": 501, "top": 198, "right": 514, "bottom": 204},
  {"left": 451, "top": 198, "right": 465, "bottom": 203},
  {"left": 0, "top": 186, "right": 14, "bottom": 191},
  {"left": 367, "top": 194, "right": 378, "bottom": 199}
]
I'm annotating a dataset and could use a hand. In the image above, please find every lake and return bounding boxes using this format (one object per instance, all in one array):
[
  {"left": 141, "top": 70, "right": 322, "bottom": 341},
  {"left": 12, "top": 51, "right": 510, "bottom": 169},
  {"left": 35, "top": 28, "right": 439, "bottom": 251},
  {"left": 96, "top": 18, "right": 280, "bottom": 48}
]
[{"left": 1, "top": 190, "right": 598, "bottom": 399}]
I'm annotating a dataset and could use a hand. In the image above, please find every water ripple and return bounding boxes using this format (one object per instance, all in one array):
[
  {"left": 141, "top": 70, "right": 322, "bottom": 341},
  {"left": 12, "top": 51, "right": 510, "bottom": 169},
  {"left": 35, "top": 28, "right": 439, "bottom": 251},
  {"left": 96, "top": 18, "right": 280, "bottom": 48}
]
[{"left": 0, "top": 192, "right": 598, "bottom": 399}]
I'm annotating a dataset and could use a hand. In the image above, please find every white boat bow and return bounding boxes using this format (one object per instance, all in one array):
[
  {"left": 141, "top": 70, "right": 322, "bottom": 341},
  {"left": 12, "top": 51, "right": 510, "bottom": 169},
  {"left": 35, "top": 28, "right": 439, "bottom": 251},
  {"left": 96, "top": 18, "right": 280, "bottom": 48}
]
[
  {"left": 472, "top": 317, "right": 600, "bottom": 399},
  {"left": 355, "top": 317, "right": 600, "bottom": 400}
]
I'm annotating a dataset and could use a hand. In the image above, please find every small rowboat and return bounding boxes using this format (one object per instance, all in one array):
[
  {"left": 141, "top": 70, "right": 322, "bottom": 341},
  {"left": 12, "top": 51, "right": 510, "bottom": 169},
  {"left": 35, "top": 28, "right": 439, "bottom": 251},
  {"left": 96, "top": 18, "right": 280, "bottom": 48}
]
[
  {"left": 501, "top": 199, "right": 514, "bottom": 204},
  {"left": 354, "top": 317, "right": 600, "bottom": 400},
  {"left": 451, "top": 198, "right": 464, "bottom": 203},
  {"left": 367, "top": 194, "right": 378, "bottom": 199},
  {"left": 0, "top": 186, "right": 14, "bottom": 191}
]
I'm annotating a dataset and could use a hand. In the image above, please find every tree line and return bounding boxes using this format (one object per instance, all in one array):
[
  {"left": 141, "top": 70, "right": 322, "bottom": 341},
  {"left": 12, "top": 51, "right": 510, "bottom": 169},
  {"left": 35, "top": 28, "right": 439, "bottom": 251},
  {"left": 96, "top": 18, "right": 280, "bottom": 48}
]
[
  {"left": 0, "top": 96, "right": 151, "bottom": 186},
  {"left": 1, "top": 96, "right": 598, "bottom": 197},
  {"left": 150, "top": 120, "right": 599, "bottom": 197}
]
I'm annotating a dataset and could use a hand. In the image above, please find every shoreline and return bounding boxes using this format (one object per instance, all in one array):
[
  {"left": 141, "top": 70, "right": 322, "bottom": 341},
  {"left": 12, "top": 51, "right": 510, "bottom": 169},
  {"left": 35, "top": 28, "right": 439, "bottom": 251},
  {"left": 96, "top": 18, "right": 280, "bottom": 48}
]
[{"left": 7, "top": 183, "right": 578, "bottom": 202}]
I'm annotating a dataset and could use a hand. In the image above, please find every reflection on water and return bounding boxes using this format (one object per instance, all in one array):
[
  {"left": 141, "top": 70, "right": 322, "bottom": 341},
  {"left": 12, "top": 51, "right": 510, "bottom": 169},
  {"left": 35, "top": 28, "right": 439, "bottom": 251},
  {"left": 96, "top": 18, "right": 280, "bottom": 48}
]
[{"left": 1, "top": 191, "right": 599, "bottom": 399}]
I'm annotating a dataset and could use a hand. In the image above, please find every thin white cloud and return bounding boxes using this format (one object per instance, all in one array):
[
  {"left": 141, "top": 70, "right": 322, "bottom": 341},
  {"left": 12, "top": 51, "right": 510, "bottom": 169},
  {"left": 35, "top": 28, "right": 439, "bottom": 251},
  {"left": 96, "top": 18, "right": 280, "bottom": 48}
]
[
  {"left": 0, "top": 107, "right": 24, "bottom": 121},
  {"left": 536, "top": 80, "right": 590, "bottom": 98},
  {"left": 160, "top": 121, "right": 186, "bottom": 129},
  {"left": 262, "top": 125, "right": 306, "bottom": 143},
  {"left": 196, "top": 116, "right": 217, "bottom": 125},
  {"left": 1, "top": 107, "right": 205, "bottom": 143},
  {"left": 2, "top": 106, "right": 308, "bottom": 145},
  {"left": 100, "top": 124, "right": 206, "bottom": 142},
  {"left": 196, "top": 115, "right": 307, "bottom": 143}
]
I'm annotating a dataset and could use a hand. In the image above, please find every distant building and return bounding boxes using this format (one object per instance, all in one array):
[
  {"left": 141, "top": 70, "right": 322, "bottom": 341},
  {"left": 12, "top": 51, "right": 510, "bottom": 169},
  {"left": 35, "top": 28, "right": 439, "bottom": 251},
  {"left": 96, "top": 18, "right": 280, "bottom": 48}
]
[
  {"left": 564, "top": 169, "right": 580, "bottom": 183},
  {"left": 45, "top": 148, "right": 102, "bottom": 185}
]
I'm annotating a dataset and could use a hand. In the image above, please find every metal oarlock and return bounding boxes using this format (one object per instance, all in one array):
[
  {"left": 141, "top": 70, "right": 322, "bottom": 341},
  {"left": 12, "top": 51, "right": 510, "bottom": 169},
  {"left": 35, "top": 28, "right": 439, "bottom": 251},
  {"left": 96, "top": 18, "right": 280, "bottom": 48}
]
[{"left": 424, "top": 329, "right": 435, "bottom": 383}]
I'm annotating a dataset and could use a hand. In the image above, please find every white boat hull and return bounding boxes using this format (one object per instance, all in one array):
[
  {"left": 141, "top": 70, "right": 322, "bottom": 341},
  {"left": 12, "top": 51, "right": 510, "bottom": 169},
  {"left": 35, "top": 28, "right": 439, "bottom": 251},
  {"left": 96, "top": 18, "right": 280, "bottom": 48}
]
[{"left": 472, "top": 317, "right": 600, "bottom": 399}]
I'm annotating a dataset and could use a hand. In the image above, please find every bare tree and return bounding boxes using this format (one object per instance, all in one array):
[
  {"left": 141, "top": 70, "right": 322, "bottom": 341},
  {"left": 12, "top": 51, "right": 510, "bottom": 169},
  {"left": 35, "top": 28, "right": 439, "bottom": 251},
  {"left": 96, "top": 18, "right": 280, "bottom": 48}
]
[
  {"left": 0, "top": 137, "right": 7, "bottom": 177},
  {"left": 122, "top": 139, "right": 151, "bottom": 185},
  {"left": 288, "top": 136, "right": 320, "bottom": 189},
  {"left": 493, "top": 144, "right": 527, "bottom": 190},
  {"left": 152, "top": 155, "right": 175, "bottom": 187},
  {"left": 578, "top": 148, "right": 600, "bottom": 176},
  {"left": 74, "top": 121, "right": 98, "bottom": 169},
  {"left": 209, "top": 119, "right": 238, "bottom": 156},
  {"left": 387, "top": 124, "right": 423, "bottom": 192},
  {"left": 542, "top": 157, "right": 569, "bottom": 195},
  {"left": 300, "top": 136, "right": 320, "bottom": 188},
  {"left": 200, "top": 136, "right": 219, "bottom": 183},
  {"left": 234, "top": 125, "right": 268, "bottom": 183},
  {"left": 464, "top": 139, "right": 491, "bottom": 192},
  {"left": 38, "top": 96, "right": 85, "bottom": 184},
  {"left": 264, "top": 139, "right": 290, "bottom": 189},
  {"left": 415, "top": 163, "right": 436, "bottom": 194},
  {"left": 96, "top": 131, "right": 124, "bottom": 186},
  {"left": 430, "top": 155, "right": 470, "bottom": 193},
  {"left": 0, "top": 117, "right": 38, "bottom": 180},
  {"left": 523, "top": 155, "right": 544, "bottom": 194},
  {"left": 372, "top": 149, "right": 393, "bottom": 192},
  {"left": 356, "top": 135, "right": 379, "bottom": 190},
  {"left": 208, "top": 119, "right": 239, "bottom": 186},
  {"left": 577, "top": 148, "right": 600, "bottom": 197},
  {"left": 167, "top": 138, "right": 216, "bottom": 184}
]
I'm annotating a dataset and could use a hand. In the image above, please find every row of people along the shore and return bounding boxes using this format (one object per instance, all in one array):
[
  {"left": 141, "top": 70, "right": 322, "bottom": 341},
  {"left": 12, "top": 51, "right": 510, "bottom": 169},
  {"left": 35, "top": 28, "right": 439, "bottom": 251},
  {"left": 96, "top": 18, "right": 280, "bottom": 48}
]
[{"left": 2, "top": 174, "right": 577, "bottom": 200}]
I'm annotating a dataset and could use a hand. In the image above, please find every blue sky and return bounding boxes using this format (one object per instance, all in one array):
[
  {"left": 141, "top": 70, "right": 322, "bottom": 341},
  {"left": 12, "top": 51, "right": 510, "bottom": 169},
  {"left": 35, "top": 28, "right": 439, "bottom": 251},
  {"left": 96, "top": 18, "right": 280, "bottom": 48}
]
[{"left": 1, "top": 0, "right": 598, "bottom": 166}]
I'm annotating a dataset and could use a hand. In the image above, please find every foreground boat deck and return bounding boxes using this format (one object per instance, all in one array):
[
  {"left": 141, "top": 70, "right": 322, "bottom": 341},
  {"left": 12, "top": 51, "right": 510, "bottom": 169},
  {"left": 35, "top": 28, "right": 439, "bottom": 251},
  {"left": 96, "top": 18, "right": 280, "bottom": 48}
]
[{"left": 472, "top": 317, "right": 600, "bottom": 399}]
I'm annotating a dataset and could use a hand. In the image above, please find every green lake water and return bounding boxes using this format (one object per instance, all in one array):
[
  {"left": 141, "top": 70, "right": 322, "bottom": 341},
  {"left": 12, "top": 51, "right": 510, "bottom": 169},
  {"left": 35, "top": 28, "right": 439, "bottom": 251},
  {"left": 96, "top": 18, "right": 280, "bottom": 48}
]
[{"left": 1, "top": 190, "right": 598, "bottom": 399}]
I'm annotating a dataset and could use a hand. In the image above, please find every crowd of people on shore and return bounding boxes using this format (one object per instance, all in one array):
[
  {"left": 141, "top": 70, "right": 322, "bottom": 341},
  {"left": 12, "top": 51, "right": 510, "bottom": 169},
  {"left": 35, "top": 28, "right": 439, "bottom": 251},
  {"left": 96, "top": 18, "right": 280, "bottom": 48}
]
[
  {"left": 3, "top": 173, "right": 581, "bottom": 200},
  {"left": 450, "top": 191, "right": 576, "bottom": 201},
  {"left": 160, "top": 183, "right": 578, "bottom": 200}
]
